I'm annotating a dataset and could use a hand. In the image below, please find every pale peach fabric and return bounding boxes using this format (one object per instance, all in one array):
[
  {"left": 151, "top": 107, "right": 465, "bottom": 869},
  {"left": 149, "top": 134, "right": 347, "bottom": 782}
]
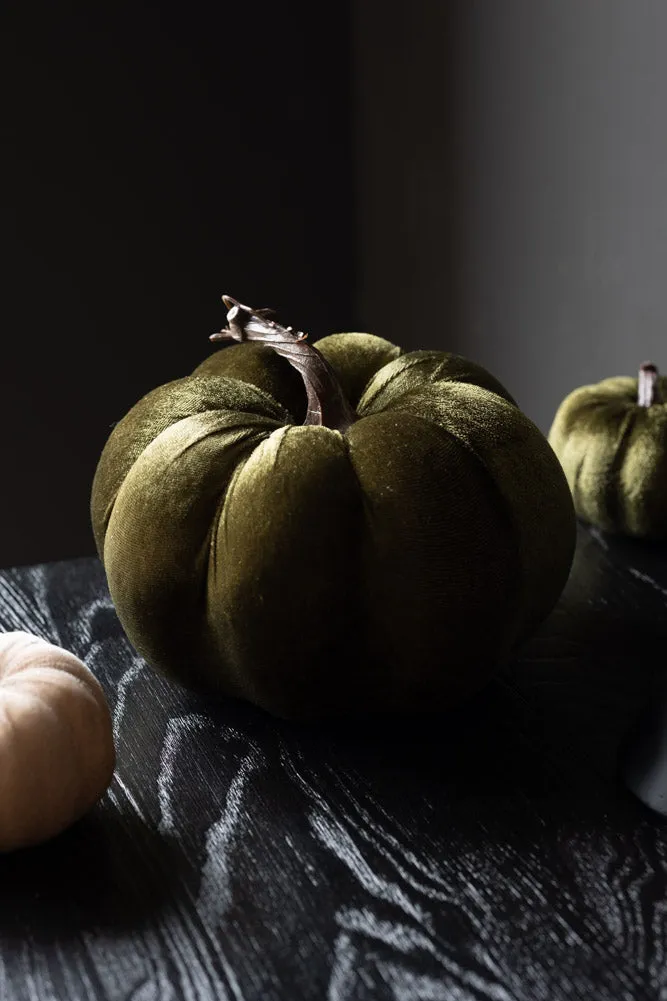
[{"left": 0, "top": 632, "right": 115, "bottom": 851}]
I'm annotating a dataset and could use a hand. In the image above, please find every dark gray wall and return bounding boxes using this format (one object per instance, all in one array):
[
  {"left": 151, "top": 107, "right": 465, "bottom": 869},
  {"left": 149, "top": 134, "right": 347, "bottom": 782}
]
[
  {"left": 355, "top": 1, "right": 667, "bottom": 431},
  {"left": 6, "top": 1, "right": 666, "bottom": 568},
  {"left": 1, "top": 2, "right": 354, "bottom": 568}
]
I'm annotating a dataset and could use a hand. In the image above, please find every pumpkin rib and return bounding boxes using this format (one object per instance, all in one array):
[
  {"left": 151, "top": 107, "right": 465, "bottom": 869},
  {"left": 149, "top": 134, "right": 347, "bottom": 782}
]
[
  {"left": 385, "top": 382, "right": 575, "bottom": 641},
  {"left": 358, "top": 352, "right": 446, "bottom": 410},
  {"left": 602, "top": 408, "right": 638, "bottom": 533},
  {"left": 359, "top": 352, "right": 444, "bottom": 411},
  {"left": 193, "top": 344, "right": 307, "bottom": 422},
  {"left": 619, "top": 408, "right": 667, "bottom": 537},
  {"left": 103, "top": 413, "right": 276, "bottom": 689},
  {"left": 211, "top": 425, "right": 296, "bottom": 568},
  {"left": 571, "top": 451, "right": 587, "bottom": 515},
  {"left": 205, "top": 424, "right": 366, "bottom": 716},
  {"left": 313, "top": 332, "right": 404, "bottom": 408},
  {"left": 386, "top": 407, "right": 526, "bottom": 654},
  {"left": 204, "top": 427, "right": 295, "bottom": 689},
  {"left": 358, "top": 351, "right": 518, "bottom": 415},
  {"left": 207, "top": 453, "right": 252, "bottom": 597},
  {"left": 211, "top": 452, "right": 255, "bottom": 571},
  {"left": 102, "top": 409, "right": 279, "bottom": 561},
  {"left": 91, "top": 375, "right": 289, "bottom": 556},
  {"left": 345, "top": 409, "right": 524, "bottom": 709}
]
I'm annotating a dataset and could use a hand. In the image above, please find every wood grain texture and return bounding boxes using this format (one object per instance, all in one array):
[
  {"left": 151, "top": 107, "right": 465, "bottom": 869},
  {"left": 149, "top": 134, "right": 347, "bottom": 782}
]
[{"left": 0, "top": 524, "right": 666, "bottom": 1000}]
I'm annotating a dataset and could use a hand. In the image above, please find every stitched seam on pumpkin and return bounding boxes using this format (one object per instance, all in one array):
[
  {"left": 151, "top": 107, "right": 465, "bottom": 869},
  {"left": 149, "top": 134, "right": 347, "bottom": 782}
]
[
  {"left": 603, "top": 408, "right": 637, "bottom": 532},
  {"left": 342, "top": 433, "right": 388, "bottom": 701},
  {"left": 135, "top": 418, "right": 273, "bottom": 598},
  {"left": 95, "top": 372, "right": 289, "bottom": 548},
  {"left": 208, "top": 431, "right": 273, "bottom": 587},
  {"left": 571, "top": 452, "right": 586, "bottom": 514},
  {"left": 267, "top": 423, "right": 292, "bottom": 473},
  {"left": 359, "top": 353, "right": 442, "bottom": 411},
  {"left": 97, "top": 411, "right": 278, "bottom": 552},
  {"left": 153, "top": 413, "right": 279, "bottom": 462},
  {"left": 402, "top": 411, "right": 527, "bottom": 652},
  {"left": 202, "top": 441, "right": 270, "bottom": 697},
  {"left": 360, "top": 354, "right": 516, "bottom": 416},
  {"left": 189, "top": 373, "right": 293, "bottom": 423},
  {"left": 343, "top": 434, "right": 375, "bottom": 524}
]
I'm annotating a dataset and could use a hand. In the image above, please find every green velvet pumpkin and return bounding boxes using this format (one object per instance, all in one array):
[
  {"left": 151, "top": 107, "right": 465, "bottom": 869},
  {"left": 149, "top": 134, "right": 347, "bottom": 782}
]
[
  {"left": 91, "top": 298, "right": 575, "bottom": 719},
  {"left": 548, "top": 363, "right": 667, "bottom": 540}
]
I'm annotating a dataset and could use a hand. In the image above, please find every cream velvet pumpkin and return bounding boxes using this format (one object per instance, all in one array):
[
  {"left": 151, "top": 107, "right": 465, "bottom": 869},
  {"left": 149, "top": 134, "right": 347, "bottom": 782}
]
[{"left": 0, "top": 632, "right": 116, "bottom": 851}]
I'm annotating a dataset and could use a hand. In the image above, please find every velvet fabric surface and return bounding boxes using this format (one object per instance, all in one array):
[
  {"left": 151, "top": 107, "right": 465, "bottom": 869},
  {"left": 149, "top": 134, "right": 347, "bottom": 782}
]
[
  {"left": 91, "top": 333, "right": 576, "bottom": 719},
  {"left": 548, "top": 374, "right": 667, "bottom": 539}
]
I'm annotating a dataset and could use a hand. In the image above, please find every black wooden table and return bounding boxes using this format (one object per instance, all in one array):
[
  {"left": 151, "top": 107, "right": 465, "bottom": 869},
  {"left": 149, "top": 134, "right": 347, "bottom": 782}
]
[{"left": 1, "top": 523, "right": 666, "bottom": 1000}]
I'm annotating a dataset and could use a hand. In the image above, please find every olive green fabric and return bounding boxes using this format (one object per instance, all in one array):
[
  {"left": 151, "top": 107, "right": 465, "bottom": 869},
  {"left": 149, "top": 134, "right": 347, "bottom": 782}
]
[
  {"left": 548, "top": 375, "right": 667, "bottom": 539},
  {"left": 91, "top": 375, "right": 289, "bottom": 555},
  {"left": 91, "top": 332, "right": 576, "bottom": 719},
  {"left": 193, "top": 343, "right": 308, "bottom": 422},
  {"left": 314, "top": 332, "right": 402, "bottom": 406},
  {"left": 358, "top": 350, "right": 518, "bottom": 411}
]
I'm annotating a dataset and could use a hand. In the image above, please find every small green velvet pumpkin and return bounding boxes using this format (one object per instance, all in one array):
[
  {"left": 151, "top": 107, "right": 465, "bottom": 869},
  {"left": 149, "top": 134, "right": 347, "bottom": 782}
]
[
  {"left": 548, "top": 362, "right": 667, "bottom": 540},
  {"left": 91, "top": 297, "right": 575, "bottom": 719}
]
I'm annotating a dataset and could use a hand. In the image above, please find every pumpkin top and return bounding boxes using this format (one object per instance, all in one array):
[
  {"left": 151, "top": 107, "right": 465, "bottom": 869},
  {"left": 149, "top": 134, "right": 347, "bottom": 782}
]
[
  {"left": 91, "top": 299, "right": 521, "bottom": 557},
  {"left": 549, "top": 364, "right": 667, "bottom": 441},
  {"left": 207, "top": 296, "right": 519, "bottom": 431}
]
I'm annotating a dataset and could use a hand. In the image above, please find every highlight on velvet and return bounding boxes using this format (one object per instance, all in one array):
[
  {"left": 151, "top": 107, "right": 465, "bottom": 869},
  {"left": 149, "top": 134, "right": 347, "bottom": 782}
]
[
  {"left": 548, "top": 362, "right": 667, "bottom": 539},
  {"left": 91, "top": 294, "right": 576, "bottom": 719}
]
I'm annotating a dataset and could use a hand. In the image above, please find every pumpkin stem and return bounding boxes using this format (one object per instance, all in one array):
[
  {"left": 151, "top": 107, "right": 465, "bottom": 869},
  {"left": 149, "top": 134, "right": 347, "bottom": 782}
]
[
  {"left": 210, "top": 296, "right": 357, "bottom": 432},
  {"left": 638, "top": 362, "right": 661, "bottom": 408}
]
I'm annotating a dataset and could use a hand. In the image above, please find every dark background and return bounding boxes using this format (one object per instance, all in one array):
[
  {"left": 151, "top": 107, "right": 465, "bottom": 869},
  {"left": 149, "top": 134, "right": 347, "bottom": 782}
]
[
  {"left": 1, "top": 1, "right": 355, "bottom": 567},
  {"left": 4, "top": 2, "right": 667, "bottom": 568},
  {"left": 354, "top": 1, "right": 667, "bottom": 432}
]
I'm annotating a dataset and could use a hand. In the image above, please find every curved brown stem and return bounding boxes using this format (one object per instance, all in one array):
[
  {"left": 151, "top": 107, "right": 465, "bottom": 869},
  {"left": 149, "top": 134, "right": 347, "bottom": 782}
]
[
  {"left": 210, "top": 296, "right": 357, "bottom": 433},
  {"left": 638, "top": 362, "right": 661, "bottom": 408}
]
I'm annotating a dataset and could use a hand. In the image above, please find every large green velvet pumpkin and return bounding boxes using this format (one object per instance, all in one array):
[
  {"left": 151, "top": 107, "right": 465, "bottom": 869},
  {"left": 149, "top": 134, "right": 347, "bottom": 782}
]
[
  {"left": 91, "top": 297, "right": 575, "bottom": 719},
  {"left": 548, "top": 363, "right": 667, "bottom": 539}
]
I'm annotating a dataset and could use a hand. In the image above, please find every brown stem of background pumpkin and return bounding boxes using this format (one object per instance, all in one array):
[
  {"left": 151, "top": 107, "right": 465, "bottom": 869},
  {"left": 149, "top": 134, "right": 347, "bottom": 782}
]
[
  {"left": 638, "top": 362, "right": 661, "bottom": 408},
  {"left": 210, "top": 295, "right": 357, "bottom": 433}
]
